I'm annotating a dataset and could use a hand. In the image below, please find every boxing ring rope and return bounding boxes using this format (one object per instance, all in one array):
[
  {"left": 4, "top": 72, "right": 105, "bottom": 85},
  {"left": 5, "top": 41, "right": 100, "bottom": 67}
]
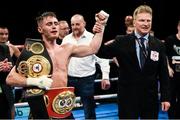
[
  {"left": 15, "top": 102, "right": 29, "bottom": 107},
  {"left": 95, "top": 77, "right": 118, "bottom": 82},
  {"left": 15, "top": 45, "right": 24, "bottom": 50}
]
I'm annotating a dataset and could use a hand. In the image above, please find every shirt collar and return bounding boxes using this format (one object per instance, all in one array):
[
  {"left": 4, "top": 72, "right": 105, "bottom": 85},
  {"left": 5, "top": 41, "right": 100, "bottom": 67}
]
[
  {"left": 134, "top": 30, "right": 149, "bottom": 41},
  {"left": 80, "top": 29, "right": 88, "bottom": 39}
]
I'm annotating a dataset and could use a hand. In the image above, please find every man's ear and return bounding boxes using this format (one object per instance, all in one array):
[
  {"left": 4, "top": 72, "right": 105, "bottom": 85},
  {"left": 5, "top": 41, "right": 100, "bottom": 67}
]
[
  {"left": 84, "top": 21, "right": 86, "bottom": 27},
  {"left": 37, "top": 27, "right": 42, "bottom": 33}
]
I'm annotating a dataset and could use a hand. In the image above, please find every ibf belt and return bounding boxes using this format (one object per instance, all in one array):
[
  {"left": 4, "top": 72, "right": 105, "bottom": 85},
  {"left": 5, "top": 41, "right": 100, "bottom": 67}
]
[
  {"left": 172, "top": 56, "right": 180, "bottom": 72},
  {"left": 16, "top": 38, "right": 53, "bottom": 96},
  {"left": 44, "top": 87, "right": 76, "bottom": 118}
]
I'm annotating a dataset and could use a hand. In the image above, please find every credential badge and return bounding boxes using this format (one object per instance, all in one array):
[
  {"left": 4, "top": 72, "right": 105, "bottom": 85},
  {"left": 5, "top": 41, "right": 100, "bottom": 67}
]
[{"left": 150, "top": 51, "right": 159, "bottom": 61}]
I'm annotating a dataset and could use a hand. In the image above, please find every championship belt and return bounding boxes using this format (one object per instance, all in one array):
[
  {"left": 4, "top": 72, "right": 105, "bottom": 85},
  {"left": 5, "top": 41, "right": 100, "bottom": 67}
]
[
  {"left": 16, "top": 38, "right": 53, "bottom": 96},
  {"left": 44, "top": 87, "right": 76, "bottom": 118},
  {"left": 172, "top": 56, "right": 180, "bottom": 72}
]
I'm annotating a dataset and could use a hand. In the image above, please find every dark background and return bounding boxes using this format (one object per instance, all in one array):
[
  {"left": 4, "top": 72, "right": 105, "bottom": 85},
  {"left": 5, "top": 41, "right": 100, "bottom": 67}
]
[{"left": 0, "top": 0, "right": 179, "bottom": 45}]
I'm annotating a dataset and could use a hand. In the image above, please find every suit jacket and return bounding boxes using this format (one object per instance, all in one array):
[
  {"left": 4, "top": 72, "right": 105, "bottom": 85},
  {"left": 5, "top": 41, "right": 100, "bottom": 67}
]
[{"left": 98, "top": 33, "right": 170, "bottom": 102}]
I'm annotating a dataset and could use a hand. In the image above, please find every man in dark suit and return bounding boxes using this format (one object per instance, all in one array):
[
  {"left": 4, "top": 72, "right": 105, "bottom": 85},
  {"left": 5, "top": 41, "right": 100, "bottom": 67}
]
[{"left": 96, "top": 5, "right": 170, "bottom": 119}]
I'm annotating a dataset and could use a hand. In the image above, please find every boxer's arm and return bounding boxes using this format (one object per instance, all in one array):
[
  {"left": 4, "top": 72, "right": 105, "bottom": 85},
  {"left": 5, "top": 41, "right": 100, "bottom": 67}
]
[
  {"left": 6, "top": 66, "right": 27, "bottom": 87},
  {"left": 72, "top": 10, "right": 109, "bottom": 57},
  {"left": 6, "top": 66, "right": 52, "bottom": 89}
]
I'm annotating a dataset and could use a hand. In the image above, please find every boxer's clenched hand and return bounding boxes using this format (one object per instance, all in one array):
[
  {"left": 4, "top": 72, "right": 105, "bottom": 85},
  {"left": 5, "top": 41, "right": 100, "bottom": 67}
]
[{"left": 95, "top": 10, "right": 109, "bottom": 25}]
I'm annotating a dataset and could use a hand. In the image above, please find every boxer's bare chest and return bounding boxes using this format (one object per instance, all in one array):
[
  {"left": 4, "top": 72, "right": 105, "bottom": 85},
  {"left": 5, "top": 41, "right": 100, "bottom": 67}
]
[{"left": 48, "top": 48, "right": 70, "bottom": 72}]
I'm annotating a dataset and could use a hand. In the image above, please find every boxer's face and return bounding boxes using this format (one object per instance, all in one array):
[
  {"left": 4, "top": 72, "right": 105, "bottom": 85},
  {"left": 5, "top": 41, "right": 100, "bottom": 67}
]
[{"left": 38, "top": 16, "right": 60, "bottom": 41}]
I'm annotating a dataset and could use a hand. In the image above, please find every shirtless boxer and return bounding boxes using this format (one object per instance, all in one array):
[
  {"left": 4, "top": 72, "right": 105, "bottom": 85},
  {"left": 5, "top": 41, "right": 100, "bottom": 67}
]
[{"left": 6, "top": 11, "right": 109, "bottom": 119}]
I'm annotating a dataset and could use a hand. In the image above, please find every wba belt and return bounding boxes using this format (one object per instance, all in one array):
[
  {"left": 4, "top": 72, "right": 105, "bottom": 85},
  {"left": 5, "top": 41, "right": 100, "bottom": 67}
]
[
  {"left": 44, "top": 87, "right": 76, "bottom": 118},
  {"left": 15, "top": 38, "right": 53, "bottom": 96}
]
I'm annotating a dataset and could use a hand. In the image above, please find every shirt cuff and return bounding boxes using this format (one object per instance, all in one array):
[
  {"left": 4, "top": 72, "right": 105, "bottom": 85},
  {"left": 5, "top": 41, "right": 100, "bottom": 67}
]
[{"left": 102, "top": 72, "right": 109, "bottom": 80}]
